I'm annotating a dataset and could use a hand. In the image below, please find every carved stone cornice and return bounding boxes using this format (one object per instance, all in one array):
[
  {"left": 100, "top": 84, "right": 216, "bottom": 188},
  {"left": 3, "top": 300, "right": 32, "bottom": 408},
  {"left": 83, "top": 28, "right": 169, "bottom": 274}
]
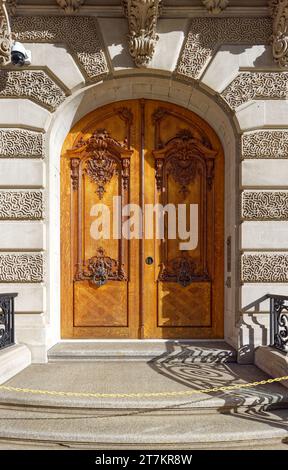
[
  {"left": 56, "top": 0, "right": 84, "bottom": 14},
  {"left": 270, "top": 0, "right": 288, "bottom": 68},
  {"left": 0, "top": 0, "right": 12, "bottom": 66},
  {"left": 122, "top": 0, "right": 162, "bottom": 67},
  {"left": 202, "top": 0, "right": 229, "bottom": 14}
]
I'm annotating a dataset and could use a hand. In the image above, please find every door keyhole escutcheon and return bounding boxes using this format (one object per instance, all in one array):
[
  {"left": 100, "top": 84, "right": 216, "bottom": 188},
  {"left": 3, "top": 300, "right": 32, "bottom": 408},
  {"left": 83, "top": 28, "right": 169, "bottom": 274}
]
[{"left": 145, "top": 257, "right": 154, "bottom": 265}]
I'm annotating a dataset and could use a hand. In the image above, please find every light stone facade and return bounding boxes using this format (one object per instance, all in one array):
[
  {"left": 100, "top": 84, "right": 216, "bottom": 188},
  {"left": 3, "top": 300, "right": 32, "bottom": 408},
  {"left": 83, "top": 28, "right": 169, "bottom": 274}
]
[{"left": 0, "top": 1, "right": 287, "bottom": 365}]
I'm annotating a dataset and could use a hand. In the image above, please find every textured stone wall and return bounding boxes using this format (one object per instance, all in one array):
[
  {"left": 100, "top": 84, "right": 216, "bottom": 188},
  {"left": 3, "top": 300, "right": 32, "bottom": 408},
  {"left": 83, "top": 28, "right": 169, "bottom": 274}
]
[
  {"left": 176, "top": 17, "right": 271, "bottom": 80},
  {"left": 0, "top": 12, "right": 286, "bottom": 361},
  {"left": 0, "top": 191, "right": 43, "bottom": 219},
  {"left": 0, "top": 254, "right": 43, "bottom": 282},
  {"left": 12, "top": 16, "right": 109, "bottom": 82},
  {"left": 0, "top": 129, "right": 44, "bottom": 158},
  {"left": 240, "top": 133, "right": 288, "bottom": 285}
]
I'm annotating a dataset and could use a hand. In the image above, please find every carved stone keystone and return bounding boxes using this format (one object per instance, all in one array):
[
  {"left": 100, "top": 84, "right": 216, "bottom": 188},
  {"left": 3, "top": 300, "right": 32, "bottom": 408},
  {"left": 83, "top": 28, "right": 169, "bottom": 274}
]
[
  {"left": 56, "top": 0, "right": 85, "bottom": 14},
  {"left": 122, "top": 0, "right": 162, "bottom": 67},
  {"left": 202, "top": 0, "right": 229, "bottom": 14}
]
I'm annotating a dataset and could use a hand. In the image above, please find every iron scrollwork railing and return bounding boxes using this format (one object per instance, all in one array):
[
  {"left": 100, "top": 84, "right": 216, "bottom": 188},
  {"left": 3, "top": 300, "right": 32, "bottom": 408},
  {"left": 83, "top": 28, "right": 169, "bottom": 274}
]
[
  {"left": 270, "top": 296, "right": 288, "bottom": 352},
  {"left": 243, "top": 294, "right": 288, "bottom": 353},
  {"left": 0, "top": 293, "right": 17, "bottom": 350}
]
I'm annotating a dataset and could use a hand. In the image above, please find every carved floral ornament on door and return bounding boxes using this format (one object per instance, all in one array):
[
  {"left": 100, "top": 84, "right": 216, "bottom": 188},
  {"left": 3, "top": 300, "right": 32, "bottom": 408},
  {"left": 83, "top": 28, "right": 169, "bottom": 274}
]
[{"left": 67, "top": 126, "right": 203, "bottom": 267}]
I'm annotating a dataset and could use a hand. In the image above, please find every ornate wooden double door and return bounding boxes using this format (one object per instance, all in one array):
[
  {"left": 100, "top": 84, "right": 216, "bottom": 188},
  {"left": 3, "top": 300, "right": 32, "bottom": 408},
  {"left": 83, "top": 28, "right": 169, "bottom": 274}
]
[{"left": 61, "top": 100, "right": 224, "bottom": 339}]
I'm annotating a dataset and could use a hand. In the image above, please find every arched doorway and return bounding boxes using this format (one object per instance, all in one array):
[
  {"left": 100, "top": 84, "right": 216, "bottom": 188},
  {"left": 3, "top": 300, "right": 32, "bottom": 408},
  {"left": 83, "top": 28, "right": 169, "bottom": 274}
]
[{"left": 61, "top": 99, "right": 224, "bottom": 339}]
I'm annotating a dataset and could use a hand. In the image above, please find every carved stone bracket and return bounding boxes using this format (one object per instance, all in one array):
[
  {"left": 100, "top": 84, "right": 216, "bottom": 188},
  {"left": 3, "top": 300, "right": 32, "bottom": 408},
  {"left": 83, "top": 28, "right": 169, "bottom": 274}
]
[
  {"left": 56, "top": 0, "right": 85, "bottom": 14},
  {"left": 6, "top": 1, "right": 16, "bottom": 15},
  {"left": 0, "top": 0, "right": 12, "bottom": 66},
  {"left": 75, "top": 247, "right": 127, "bottom": 287},
  {"left": 202, "top": 0, "right": 229, "bottom": 14},
  {"left": 270, "top": 0, "right": 288, "bottom": 69},
  {"left": 122, "top": 0, "right": 162, "bottom": 67}
]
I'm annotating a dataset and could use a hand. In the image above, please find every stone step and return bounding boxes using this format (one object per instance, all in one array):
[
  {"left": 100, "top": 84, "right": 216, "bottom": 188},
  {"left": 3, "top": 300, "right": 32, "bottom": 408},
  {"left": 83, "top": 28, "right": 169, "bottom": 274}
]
[
  {"left": 1, "top": 437, "right": 288, "bottom": 450},
  {"left": 48, "top": 340, "right": 237, "bottom": 363},
  {"left": 1, "top": 361, "right": 288, "bottom": 413},
  {"left": 0, "top": 406, "right": 287, "bottom": 449},
  {"left": 1, "top": 361, "right": 288, "bottom": 449}
]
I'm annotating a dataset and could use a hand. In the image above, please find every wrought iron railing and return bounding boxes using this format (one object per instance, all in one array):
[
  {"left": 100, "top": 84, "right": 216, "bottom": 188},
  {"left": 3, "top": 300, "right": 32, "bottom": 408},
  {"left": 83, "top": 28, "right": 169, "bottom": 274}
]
[
  {"left": 0, "top": 293, "right": 17, "bottom": 350},
  {"left": 243, "top": 294, "right": 288, "bottom": 353}
]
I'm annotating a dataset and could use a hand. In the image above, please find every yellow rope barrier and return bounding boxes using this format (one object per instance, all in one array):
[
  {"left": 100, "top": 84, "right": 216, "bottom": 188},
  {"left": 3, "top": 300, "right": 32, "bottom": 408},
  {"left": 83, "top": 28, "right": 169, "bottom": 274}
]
[{"left": 0, "top": 375, "right": 287, "bottom": 399}]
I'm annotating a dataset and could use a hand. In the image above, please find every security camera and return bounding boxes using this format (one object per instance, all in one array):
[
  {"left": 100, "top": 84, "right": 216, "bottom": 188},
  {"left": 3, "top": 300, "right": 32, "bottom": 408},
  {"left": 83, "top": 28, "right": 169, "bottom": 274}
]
[{"left": 11, "top": 42, "right": 32, "bottom": 66}]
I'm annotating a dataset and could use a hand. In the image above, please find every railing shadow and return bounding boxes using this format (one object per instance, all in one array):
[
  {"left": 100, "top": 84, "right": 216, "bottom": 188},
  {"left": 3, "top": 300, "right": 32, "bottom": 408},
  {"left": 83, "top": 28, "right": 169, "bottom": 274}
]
[{"left": 148, "top": 341, "right": 288, "bottom": 432}]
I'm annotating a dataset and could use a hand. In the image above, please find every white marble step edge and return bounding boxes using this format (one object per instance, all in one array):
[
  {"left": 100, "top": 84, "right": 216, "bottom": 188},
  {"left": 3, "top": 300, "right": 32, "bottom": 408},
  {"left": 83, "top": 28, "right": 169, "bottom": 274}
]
[
  {"left": 0, "top": 408, "right": 287, "bottom": 446},
  {"left": 255, "top": 346, "right": 288, "bottom": 389},
  {"left": 0, "top": 344, "right": 31, "bottom": 385},
  {"left": 48, "top": 341, "right": 237, "bottom": 362}
]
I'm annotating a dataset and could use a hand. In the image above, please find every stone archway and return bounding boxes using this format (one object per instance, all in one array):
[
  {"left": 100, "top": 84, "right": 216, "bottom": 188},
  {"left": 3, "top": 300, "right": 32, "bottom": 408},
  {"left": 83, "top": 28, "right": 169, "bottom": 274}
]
[{"left": 47, "top": 75, "right": 239, "bottom": 346}]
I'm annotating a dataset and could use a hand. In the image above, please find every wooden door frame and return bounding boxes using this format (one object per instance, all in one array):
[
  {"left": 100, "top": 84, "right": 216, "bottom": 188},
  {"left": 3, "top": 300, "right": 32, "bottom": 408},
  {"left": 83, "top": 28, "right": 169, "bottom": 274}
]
[{"left": 61, "top": 99, "right": 225, "bottom": 339}]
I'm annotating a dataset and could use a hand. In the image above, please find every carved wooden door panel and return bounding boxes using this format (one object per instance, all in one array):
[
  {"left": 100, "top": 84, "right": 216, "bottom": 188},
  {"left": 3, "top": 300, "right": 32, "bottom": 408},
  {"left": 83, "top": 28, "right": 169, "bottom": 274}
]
[
  {"left": 143, "top": 101, "right": 224, "bottom": 338},
  {"left": 61, "top": 100, "right": 224, "bottom": 339},
  {"left": 61, "top": 101, "right": 141, "bottom": 338}
]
